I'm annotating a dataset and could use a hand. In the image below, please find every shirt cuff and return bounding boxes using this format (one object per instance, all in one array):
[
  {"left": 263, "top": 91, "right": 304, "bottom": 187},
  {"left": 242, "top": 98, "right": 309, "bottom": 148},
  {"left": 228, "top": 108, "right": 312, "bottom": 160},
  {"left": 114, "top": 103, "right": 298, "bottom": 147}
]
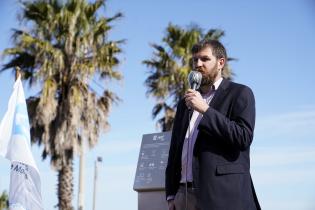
[{"left": 167, "top": 195, "right": 175, "bottom": 201}]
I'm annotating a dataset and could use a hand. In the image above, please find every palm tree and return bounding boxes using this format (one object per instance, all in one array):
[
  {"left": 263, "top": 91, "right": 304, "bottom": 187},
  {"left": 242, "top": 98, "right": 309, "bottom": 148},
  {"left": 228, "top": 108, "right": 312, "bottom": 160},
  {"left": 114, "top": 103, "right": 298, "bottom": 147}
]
[
  {"left": 1, "top": 0, "right": 123, "bottom": 209},
  {"left": 143, "top": 23, "right": 234, "bottom": 131},
  {"left": 0, "top": 191, "right": 8, "bottom": 210}
]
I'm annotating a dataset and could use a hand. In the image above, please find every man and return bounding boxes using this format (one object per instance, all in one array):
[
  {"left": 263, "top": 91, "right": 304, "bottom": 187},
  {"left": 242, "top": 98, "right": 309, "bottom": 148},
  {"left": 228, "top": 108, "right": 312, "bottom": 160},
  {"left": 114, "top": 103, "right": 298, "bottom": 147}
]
[{"left": 165, "top": 39, "right": 260, "bottom": 210}]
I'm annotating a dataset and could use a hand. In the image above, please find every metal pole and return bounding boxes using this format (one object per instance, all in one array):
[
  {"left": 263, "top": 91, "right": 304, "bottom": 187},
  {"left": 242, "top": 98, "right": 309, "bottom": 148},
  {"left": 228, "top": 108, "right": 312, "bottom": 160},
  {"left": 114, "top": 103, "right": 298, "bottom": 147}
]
[
  {"left": 78, "top": 144, "right": 85, "bottom": 210},
  {"left": 92, "top": 157, "right": 102, "bottom": 210},
  {"left": 15, "top": 66, "right": 21, "bottom": 80}
]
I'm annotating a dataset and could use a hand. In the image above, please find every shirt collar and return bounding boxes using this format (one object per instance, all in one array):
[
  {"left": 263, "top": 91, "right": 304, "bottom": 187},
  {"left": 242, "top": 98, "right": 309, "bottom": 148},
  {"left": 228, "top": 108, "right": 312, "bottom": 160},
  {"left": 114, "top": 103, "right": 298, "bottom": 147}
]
[
  {"left": 212, "top": 77, "right": 223, "bottom": 90},
  {"left": 202, "top": 77, "right": 223, "bottom": 98}
]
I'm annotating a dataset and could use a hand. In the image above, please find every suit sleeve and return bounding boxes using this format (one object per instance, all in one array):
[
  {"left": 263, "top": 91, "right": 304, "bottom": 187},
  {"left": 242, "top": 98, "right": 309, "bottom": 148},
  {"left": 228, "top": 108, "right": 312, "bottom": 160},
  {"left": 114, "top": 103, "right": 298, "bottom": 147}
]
[{"left": 198, "top": 86, "right": 255, "bottom": 150}]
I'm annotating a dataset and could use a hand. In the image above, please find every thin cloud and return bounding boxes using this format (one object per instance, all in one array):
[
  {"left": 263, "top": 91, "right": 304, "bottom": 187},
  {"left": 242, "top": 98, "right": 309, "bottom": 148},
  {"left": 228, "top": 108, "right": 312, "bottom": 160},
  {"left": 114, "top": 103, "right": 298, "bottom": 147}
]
[
  {"left": 254, "top": 108, "right": 315, "bottom": 143},
  {"left": 95, "top": 139, "right": 141, "bottom": 156},
  {"left": 252, "top": 146, "right": 315, "bottom": 167}
]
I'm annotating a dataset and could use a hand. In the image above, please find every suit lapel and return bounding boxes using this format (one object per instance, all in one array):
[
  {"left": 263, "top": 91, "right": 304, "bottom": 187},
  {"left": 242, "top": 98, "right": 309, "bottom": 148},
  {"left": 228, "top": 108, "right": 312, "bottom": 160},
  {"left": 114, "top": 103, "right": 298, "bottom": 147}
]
[
  {"left": 178, "top": 102, "right": 191, "bottom": 145},
  {"left": 209, "top": 79, "right": 230, "bottom": 109}
]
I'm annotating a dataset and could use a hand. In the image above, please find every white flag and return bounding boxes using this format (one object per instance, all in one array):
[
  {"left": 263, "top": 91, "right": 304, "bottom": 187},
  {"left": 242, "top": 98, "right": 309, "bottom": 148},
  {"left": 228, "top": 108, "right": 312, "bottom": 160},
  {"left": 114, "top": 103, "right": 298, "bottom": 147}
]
[{"left": 0, "top": 76, "right": 44, "bottom": 210}]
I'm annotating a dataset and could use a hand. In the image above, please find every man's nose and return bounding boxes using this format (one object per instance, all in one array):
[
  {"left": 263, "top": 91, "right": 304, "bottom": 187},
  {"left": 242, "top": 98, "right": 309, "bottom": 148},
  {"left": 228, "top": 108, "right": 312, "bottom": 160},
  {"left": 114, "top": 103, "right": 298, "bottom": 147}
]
[{"left": 195, "top": 58, "right": 203, "bottom": 67}]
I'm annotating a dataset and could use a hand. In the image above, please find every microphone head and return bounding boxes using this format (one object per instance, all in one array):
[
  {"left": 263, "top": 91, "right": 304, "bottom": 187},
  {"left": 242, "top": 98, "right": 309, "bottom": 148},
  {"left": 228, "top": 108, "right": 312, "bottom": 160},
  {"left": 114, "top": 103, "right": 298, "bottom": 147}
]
[{"left": 188, "top": 71, "right": 202, "bottom": 90}]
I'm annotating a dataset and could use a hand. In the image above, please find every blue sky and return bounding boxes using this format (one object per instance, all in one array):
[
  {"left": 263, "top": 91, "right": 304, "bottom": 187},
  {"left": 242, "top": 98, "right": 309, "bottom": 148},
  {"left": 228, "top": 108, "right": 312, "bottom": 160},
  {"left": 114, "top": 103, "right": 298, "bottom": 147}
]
[{"left": 0, "top": 0, "right": 315, "bottom": 209}]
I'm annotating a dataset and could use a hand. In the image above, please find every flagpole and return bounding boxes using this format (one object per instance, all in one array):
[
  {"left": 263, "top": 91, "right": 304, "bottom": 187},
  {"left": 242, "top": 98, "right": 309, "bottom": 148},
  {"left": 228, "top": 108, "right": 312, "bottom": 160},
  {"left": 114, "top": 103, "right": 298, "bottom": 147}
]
[{"left": 15, "top": 66, "right": 21, "bottom": 80}]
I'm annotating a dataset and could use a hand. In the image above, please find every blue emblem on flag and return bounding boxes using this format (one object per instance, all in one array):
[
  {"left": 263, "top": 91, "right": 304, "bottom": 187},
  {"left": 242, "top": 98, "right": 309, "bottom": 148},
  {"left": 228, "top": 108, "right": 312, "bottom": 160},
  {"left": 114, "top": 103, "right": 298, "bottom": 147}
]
[{"left": 12, "top": 103, "right": 30, "bottom": 142}]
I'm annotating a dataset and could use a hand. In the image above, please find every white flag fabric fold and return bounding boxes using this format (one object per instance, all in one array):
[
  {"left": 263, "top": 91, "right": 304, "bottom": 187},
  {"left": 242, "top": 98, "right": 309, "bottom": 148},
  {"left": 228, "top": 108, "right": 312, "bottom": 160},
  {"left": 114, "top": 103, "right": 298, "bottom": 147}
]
[{"left": 0, "top": 76, "right": 43, "bottom": 210}]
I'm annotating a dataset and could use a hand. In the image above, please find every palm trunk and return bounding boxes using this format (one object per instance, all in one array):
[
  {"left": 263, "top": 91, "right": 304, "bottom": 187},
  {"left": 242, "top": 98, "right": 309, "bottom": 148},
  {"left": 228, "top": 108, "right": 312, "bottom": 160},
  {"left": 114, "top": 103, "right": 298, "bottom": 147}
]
[{"left": 58, "top": 160, "right": 74, "bottom": 210}]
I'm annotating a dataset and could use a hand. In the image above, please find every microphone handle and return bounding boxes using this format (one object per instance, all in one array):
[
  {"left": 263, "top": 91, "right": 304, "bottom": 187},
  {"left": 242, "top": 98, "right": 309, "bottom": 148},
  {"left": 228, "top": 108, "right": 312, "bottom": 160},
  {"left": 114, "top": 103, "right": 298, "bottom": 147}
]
[
  {"left": 191, "top": 83, "right": 198, "bottom": 90},
  {"left": 188, "top": 83, "right": 197, "bottom": 110}
]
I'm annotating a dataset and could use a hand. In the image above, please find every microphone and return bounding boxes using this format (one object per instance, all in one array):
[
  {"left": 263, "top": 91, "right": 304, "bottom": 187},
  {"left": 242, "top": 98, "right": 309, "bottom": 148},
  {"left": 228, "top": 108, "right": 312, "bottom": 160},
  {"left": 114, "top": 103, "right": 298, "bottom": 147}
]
[{"left": 188, "top": 71, "right": 202, "bottom": 90}]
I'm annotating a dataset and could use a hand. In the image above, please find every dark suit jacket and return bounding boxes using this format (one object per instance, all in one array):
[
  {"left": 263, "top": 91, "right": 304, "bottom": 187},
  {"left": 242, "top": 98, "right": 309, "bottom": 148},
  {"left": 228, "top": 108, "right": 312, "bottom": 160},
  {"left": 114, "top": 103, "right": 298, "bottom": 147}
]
[{"left": 165, "top": 79, "right": 261, "bottom": 210}]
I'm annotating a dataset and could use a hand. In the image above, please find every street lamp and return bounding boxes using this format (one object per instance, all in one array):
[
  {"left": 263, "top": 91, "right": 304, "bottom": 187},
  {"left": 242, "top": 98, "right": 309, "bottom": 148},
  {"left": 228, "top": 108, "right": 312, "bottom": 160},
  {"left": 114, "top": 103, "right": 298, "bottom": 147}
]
[{"left": 92, "top": 156, "right": 102, "bottom": 210}]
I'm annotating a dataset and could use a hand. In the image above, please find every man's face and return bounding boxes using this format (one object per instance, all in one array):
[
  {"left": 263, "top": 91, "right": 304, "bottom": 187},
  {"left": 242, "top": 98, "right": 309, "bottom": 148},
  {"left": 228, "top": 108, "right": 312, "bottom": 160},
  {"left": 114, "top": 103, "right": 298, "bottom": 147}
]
[{"left": 192, "top": 47, "right": 224, "bottom": 86}]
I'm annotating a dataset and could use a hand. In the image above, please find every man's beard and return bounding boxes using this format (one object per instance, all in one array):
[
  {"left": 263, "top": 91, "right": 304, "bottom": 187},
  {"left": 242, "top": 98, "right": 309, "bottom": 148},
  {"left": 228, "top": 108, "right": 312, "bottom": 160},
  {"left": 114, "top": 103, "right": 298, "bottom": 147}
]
[
  {"left": 201, "top": 73, "right": 215, "bottom": 86},
  {"left": 200, "top": 67, "right": 219, "bottom": 87}
]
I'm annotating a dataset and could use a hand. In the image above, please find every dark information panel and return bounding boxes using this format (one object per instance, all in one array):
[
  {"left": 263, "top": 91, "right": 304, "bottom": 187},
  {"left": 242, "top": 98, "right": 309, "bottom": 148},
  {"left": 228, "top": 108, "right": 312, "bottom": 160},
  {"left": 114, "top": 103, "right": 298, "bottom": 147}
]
[{"left": 133, "top": 131, "right": 171, "bottom": 191}]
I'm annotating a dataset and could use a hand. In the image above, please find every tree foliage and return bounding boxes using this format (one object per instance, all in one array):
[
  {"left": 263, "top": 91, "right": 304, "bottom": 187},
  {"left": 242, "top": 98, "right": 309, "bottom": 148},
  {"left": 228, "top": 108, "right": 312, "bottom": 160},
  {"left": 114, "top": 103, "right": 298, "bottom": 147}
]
[
  {"left": 0, "top": 191, "right": 8, "bottom": 210},
  {"left": 1, "top": 0, "right": 123, "bottom": 209}
]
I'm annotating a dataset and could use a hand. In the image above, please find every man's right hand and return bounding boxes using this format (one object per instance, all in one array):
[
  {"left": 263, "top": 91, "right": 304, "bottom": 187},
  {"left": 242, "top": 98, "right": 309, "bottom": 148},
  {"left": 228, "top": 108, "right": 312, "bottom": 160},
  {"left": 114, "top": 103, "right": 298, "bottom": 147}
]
[{"left": 168, "top": 199, "right": 175, "bottom": 210}]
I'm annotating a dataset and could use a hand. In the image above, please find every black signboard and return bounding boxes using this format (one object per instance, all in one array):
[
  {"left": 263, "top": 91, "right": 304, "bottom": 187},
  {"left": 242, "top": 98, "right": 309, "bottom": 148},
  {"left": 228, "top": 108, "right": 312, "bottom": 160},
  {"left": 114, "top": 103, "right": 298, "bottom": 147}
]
[{"left": 133, "top": 131, "right": 171, "bottom": 191}]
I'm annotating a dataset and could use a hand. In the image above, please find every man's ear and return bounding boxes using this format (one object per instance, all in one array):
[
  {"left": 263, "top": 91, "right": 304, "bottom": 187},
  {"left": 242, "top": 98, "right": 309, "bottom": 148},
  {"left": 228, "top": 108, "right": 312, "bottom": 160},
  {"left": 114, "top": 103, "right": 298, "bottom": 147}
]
[{"left": 218, "top": 58, "right": 225, "bottom": 69}]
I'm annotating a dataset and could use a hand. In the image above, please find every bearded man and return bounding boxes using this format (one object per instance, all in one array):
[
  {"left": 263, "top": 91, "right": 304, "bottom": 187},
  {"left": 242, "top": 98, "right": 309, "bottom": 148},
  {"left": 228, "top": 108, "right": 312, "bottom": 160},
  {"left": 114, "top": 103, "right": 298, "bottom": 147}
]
[{"left": 165, "top": 39, "right": 261, "bottom": 210}]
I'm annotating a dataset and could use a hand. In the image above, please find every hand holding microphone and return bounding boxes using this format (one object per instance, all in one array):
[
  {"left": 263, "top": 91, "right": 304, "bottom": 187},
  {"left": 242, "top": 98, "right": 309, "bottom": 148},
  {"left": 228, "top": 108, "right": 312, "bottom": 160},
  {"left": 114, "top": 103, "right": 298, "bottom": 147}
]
[{"left": 185, "top": 71, "right": 209, "bottom": 113}]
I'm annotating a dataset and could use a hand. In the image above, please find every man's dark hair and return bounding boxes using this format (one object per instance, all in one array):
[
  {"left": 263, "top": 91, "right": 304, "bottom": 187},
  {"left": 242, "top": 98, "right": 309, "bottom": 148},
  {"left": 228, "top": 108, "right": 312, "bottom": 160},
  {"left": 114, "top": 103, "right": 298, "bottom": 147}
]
[{"left": 191, "top": 39, "right": 227, "bottom": 60}]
